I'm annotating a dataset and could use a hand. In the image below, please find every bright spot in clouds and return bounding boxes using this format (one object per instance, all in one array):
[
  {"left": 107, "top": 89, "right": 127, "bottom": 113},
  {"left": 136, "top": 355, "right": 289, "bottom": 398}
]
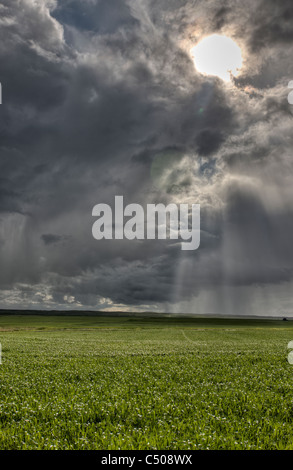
[{"left": 190, "top": 34, "right": 243, "bottom": 82}]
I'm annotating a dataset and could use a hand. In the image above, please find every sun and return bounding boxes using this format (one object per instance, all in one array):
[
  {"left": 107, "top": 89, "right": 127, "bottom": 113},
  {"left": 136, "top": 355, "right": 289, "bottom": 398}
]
[{"left": 190, "top": 34, "right": 243, "bottom": 82}]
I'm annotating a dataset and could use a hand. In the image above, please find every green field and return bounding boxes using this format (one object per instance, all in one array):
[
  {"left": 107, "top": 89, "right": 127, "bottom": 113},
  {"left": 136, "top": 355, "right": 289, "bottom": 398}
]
[{"left": 1, "top": 314, "right": 293, "bottom": 450}]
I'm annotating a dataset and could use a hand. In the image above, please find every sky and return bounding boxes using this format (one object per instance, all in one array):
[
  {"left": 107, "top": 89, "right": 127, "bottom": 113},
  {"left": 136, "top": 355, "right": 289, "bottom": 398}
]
[{"left": 0, "top": 0, "right": 293, "bottom": 316}]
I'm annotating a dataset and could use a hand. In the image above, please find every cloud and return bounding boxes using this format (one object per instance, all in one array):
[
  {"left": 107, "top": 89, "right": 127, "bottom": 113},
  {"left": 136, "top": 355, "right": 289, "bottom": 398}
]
[
  {"left": 0, "top": 0, "right": 292, "bottom": 314},
  {"left": 52, "top": 0, "right": 138, "bottom": 35},
  {"left": 41, "top": 233, "right": 71, "bottom": 245}
]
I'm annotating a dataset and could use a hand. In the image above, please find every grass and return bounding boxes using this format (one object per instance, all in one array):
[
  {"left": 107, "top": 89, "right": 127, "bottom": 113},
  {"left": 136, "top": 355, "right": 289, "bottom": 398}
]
[{"left": 0, "top": 314, "right": 293, "bottom": 450}]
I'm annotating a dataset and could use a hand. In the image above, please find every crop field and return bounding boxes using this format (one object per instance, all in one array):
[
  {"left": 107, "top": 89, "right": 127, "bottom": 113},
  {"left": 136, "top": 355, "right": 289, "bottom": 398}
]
[{"left": 0, "top": 314, "right": 293, "bottom": 450}]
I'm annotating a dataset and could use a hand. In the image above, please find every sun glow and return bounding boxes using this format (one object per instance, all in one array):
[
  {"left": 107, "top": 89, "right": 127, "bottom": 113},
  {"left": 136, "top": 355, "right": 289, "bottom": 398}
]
[{"left": 190, "top": 34, "right": 243, "bottom": 82}]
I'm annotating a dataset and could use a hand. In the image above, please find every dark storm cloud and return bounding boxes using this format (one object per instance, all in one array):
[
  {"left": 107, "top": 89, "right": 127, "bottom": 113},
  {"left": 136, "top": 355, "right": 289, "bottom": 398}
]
[
  {"left": 212, "top": 6, "right": 232, "bottom": 31},
  {"left": 0, "top": 0, "right": 293, "bottom": 314},
  {"left": 248, "top": 0, "right": 293, "bottom": 51},
  {"left": 53, "top": 253, "right": 180, "bottom": 306},
  {"left": 0, "top": 0, "right": 70, "bottom": 108},
  {"left": 222, "top": 182, "right": 293, "bottom": 286},
  {"left": 0, "top": 180, "right": 22, "bottom": 213}
]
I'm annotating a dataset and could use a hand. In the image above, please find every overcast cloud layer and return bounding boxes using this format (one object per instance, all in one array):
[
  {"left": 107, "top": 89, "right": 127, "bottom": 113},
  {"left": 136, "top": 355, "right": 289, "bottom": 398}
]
[{"left": 0, "top": 0, "right": 293, "bottom": 316}]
